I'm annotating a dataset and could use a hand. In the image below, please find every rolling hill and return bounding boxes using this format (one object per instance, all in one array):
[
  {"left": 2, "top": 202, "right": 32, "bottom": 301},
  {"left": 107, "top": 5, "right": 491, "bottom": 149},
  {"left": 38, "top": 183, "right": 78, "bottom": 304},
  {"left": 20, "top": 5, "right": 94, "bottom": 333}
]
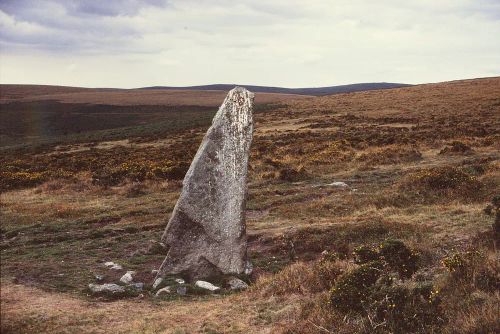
[{"left": 140, "top": 82, "right": 412, "bottom": 96}]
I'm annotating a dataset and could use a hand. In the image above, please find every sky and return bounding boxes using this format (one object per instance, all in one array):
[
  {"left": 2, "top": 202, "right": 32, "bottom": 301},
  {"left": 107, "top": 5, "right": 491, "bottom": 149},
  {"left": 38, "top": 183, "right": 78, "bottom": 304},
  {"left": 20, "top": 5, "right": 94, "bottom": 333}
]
[{"left": 0, "top": 0, "right": 499, "bottom": 88}]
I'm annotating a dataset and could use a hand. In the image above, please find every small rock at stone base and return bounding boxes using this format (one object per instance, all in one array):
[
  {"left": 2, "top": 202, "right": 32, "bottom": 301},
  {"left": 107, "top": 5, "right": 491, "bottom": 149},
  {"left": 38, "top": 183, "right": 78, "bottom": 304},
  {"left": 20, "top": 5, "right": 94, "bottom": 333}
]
[
  {"left": 176, "top": 286, "right": 187, "bottom": 295},
  {"left": 128, "top": 282, "right": 144, "bottom": 291},
  {"left": 228, "top": 277, "right": 249, "bottom": 290},
  {"left": 88, "top": 283, "right": 125, "bottom": 294},
  {"left": 155, "top": 286, "right": 172, "bottom": 297},
  {"left": 195, "top": 280, "right": 220, "bottom": 292},
  {"left": 244, "top": 261, "right": 253, "bottom": 275},
  {"left": 119, "top": 271, "right": 135, "bottom": 284}
]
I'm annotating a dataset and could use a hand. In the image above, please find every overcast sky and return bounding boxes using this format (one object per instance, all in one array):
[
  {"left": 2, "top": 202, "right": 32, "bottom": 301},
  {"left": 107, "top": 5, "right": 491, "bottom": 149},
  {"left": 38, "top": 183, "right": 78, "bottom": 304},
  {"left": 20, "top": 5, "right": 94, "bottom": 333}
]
[{"left": 0, "top": 0, "right": 499, "bottom": 88}]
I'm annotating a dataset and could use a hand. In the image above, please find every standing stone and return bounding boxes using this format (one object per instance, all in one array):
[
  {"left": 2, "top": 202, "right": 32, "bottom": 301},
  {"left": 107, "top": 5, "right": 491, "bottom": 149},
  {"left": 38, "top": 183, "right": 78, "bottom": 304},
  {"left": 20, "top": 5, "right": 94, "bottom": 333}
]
[{"left": 156, "top": 87, "right": 254, "bottom": 281}]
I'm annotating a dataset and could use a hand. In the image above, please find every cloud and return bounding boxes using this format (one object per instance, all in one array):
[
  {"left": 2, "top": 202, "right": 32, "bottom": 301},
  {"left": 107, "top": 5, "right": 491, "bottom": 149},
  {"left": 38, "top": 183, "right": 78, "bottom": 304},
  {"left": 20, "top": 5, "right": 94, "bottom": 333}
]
[{"left": 0, "top": 0, "right": 499, "bottom": 87}]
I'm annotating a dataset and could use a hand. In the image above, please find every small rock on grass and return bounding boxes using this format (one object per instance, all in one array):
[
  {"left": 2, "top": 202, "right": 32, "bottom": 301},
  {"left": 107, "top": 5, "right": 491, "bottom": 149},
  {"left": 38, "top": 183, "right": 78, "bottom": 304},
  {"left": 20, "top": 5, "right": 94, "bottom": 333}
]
[
  {"left": 228, "top": 277, "right": 248, "bottom": 290},
  {"left": 155, "top": 286, "right": 172, "bottom": 297},
  {"left": 104, "top": 261, "right": 123, "bottom": 270},
  {"left": 176, "top": 286, "right": 187, "bottom": 295},
  {"left": 128, "top": 282, "right": 144, "bottom": 291},
  {"left": 328, "top": 181, "right": 349, "bottom": 188},
  {"left": 120, "top": 271, "right": 135, "bottom": 284},
  {"left": 195, "top": 280, "right": 220, "bottom": 292},
  {"left": 88, "top": 283, "right": 125, "bottom": 294}
]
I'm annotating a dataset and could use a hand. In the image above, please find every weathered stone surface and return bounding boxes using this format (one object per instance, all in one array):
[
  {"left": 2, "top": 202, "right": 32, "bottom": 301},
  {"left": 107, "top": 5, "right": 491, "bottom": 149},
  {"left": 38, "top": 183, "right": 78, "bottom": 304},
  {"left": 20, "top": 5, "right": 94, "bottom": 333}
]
[
  {"left": 152, "top": 277, "right": 163, "bottom": 290},
  {"left": 195, "top": 280, "right": 220, "bottom": 292},
  {"left": 157, "top": 87, "right": 254, "bottom": 280}
]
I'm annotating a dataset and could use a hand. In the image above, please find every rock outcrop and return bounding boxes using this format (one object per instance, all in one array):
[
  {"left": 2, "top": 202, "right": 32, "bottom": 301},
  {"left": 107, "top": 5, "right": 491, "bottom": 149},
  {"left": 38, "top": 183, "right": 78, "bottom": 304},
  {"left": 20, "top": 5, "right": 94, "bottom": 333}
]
[{"left": 156, "top": 87, "right": 254, "bottom": 281}]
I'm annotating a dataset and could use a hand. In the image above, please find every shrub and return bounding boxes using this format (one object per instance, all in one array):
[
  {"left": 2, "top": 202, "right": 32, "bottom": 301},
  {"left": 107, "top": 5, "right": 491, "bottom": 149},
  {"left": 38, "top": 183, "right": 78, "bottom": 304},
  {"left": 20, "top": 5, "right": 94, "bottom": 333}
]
[
  {"left": 91, "top": 160, "right": 189, "bottom": 186},
  {"left": 0, "top": 171, "right": 48, "bottom": 191},
  {"left": 400, "top": 166, "right": 484, "bottom": 201},
  {"left": 439, "top": 141, "right": 473, "bottom": 155},
  {"left": 329, "top": 261, "right": 384, "bottom": 312},
  {"left": 441, "top": 250, "right": 498, "bottom": 291},
  {"left": 353, "top": 245, "right": 380, "bottom": 264},
  {"left": 278, "top": 166, "right": 308, "bottom": 182},
  {"left": 366, "top": 282, "right": 444, "bottom": 333},
  {"left": 379, "top": 239, "right": 419, "bottom": 278},
  {"left": 356, "top": 145, "right": 422, "bottom": 166}
]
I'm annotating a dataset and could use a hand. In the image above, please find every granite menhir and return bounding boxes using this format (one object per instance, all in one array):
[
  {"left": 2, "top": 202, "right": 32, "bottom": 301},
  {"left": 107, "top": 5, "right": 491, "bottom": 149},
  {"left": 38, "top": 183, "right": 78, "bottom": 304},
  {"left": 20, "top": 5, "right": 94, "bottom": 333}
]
[{"left": 156, "top": 87, "right": 254, "bottom": 281}]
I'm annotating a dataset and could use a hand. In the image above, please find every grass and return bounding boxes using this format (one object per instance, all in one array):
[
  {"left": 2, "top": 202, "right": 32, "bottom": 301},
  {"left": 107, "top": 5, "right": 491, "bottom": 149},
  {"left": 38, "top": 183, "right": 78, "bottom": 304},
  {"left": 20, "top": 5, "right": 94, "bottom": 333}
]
[{"left": 1, "top": 77, "right": 499, "bottom": 333}]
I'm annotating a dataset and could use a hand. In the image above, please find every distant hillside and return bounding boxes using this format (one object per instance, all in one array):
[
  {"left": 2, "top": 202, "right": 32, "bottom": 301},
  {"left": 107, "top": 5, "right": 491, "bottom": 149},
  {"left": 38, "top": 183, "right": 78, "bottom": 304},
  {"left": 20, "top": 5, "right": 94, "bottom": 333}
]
[{"left": 140, "top": 82, "right": 412, "bottom": 96}]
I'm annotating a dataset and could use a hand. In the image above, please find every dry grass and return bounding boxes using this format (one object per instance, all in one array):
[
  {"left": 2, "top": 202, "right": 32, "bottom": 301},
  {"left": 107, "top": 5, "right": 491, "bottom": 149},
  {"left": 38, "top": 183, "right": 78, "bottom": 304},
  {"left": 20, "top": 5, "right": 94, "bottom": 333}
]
[
  {"left": 1, "top": 77, "right": 499, "bottom": 333},
  {"left": 0, "top": 84, "right": 311, "bottom": 106}
]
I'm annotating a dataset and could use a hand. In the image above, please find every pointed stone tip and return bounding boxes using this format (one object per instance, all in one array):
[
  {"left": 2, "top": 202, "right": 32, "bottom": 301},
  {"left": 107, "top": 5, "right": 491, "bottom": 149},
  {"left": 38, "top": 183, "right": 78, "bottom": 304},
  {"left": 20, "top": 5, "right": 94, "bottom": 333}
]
[{"left": 230, "top": 86, "right": 254, "bottom": 97}]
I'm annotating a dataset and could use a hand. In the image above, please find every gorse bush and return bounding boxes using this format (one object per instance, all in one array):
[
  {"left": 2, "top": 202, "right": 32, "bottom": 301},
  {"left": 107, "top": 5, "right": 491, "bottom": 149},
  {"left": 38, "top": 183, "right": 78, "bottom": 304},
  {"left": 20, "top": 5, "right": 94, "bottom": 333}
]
[
  {"left": 439, "top": 141, "right": 473, "bottom": 155},
  {"left": 328, "top": 240, "right": 443, "bottom": 333},
  {"left": 400, "top": 166, "right": 484, "bottom": 201},
  {"left": 356, "top": 145, "right": 422, "bottom": 166},
  {"left": 329, "top": 260, "right": 384, "bottom": 312},
  {"left": 352, "top": 239, "right": 419, "bottom": 278},
  {"left": 366, "top": 282, "right": 444, "bottom": 333},
  {"left": 91, "top": 160, "right": 189, "bottom": 186},
  {"left": 0, "top": 169, "right": 74, "bottom": 192},
  {"left": 278, "top": 166, "right": 309, "bottom": 182},
  {"left": 353, "top": 245, "right": 379, "bottom": 264},
  {"left": 442, "top": 250, "right": 499, "bottom": 292},
  {"left": 378, "top": 239, "right": 419, "bottom": 278},
  {"left": 0, "top": 171, "right": 48, "bottom": 191}
]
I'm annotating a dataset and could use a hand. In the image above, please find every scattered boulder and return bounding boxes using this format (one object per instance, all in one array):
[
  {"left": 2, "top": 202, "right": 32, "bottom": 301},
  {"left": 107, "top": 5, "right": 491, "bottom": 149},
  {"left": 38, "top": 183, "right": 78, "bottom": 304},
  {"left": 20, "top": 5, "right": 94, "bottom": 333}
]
[
  {"left": 119, "top": 271, "right": 135, "bottom": 284},
  {"left": 228, "top": 277, "right": 249, "bottom": 290},
  {"left": 175, "top": 278, "right": 185, "bottom": 284},
  {"left": 128, "top": 282, "right": 144, "bottom": 291},
  {"left": 155, "top": 286, "right": 172, "bottom": 297},
  {"left": 176, "top": 286, "right": 187, "bottom": 295},
  {"left": 195, "top": 280, "right": 221, "bottom": 292},
  {"left": 104, "top": 261, "right": 123, "bottom": 270},
  {"left": 95, "top": 275, "right": 104, "bottom": 282},
  {"left": 328, "top": 181, "right": 349, "bottom": 188},
  {"left": 88, "top": 283, "right": 125, "bottom": 295},
  {"left": 156, "top": 87, "right": 254, "bottom": 281}
]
